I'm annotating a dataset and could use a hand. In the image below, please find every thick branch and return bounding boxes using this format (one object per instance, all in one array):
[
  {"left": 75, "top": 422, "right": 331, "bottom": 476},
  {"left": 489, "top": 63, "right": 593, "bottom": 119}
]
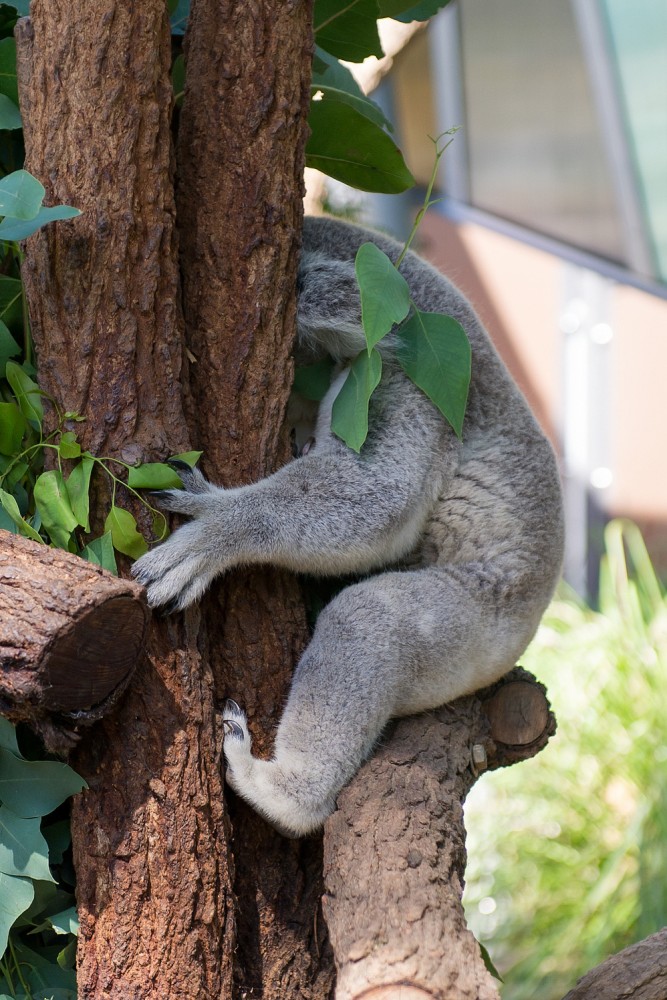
[
  {"left": 323, "top": 670, "right": 554, "bottom": 1000},
  {"left": 561, "top": 928, "right": 667, "bottom": 1000},
  {"left": 0, "top": 532, "right": 146, "bottom": 746}
]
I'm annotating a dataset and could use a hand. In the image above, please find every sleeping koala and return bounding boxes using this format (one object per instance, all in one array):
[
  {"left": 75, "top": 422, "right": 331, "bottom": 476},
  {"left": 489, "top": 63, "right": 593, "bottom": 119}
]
[{"left": 132, "top": 215, "right": 564, "bottom": 837}]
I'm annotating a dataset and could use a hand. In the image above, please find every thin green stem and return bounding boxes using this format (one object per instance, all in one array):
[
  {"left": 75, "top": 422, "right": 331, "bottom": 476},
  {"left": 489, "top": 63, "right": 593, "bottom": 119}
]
[
  {"left": 8, "top": 935, "right": 31, "bottom": 996},
  {"left": 395, "top": 130, "right": 459, "bottom": 269}
]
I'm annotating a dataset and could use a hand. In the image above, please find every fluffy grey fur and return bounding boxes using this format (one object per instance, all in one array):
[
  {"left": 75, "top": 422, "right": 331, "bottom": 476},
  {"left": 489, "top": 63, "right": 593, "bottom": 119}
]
[{"left": 133, "top": 216, "right": 564, "bottom": 837}]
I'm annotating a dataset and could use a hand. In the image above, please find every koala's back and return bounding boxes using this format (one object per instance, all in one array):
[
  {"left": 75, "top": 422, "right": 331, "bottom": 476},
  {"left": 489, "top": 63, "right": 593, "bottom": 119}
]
[{"left": 300, "top": 215, "right": 564, "bottom": 617}]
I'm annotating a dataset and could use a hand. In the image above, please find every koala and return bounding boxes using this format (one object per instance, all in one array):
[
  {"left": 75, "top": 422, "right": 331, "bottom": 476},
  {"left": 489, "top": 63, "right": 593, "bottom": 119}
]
[{"left": 133, "top": 215, "right": 564, "bottom": 837}]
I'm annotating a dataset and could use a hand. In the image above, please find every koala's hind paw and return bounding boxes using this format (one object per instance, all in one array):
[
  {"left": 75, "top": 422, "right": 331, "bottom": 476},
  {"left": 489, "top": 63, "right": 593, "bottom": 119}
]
[{"left": 222, "top": 699, "right": 253, "bottom": 789}]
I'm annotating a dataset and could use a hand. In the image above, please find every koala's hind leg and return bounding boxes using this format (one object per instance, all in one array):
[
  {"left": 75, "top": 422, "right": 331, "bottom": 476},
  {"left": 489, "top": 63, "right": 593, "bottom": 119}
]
[{"left": 222, "top": 566, "right": 543, "bottom": 837}]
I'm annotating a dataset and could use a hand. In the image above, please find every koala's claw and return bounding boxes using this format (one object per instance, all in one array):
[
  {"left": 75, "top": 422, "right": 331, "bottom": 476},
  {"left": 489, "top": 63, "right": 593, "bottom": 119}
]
[
  {"left": 224, "top": 698, "right": 242, "bottom": 716},
  {"left": 223, "top": 720, "right": 245, "bottom": 739},
  {"left": 167, "top": 458, "right": 193, "bottom": 473}
]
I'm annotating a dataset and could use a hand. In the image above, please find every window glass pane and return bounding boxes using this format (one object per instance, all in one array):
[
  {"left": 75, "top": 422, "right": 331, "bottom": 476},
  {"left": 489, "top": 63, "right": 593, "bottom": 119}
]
[
  {"left": 602, "top": 0, "right": 667, "bottom": 281},
  {"left": 459, "top": 0, "right": 626, "bottom": 263}
]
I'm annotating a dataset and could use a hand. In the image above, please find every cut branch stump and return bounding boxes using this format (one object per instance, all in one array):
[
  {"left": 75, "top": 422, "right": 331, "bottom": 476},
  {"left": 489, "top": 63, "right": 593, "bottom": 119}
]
[
  {"left": 0, "top": 531, "right": 147, "bottom": 744},
  {"left": 561, "top": 927, "right": 667, "bottom": 1000}
]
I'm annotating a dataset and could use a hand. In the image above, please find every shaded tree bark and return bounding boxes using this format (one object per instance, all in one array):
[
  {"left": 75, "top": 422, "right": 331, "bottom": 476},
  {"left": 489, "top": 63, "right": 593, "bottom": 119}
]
[
  {"left": 16, "top": 2, "right": 235, "bottom": 996},
  {"left": 175, "top": 1, "right": 331, "bottom": 996}
]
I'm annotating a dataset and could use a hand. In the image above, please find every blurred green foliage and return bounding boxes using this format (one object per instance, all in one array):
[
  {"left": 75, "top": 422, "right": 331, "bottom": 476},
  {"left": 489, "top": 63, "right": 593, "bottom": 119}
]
[{"left": 464, "top": 520, "right": 667, "bottom": 999}]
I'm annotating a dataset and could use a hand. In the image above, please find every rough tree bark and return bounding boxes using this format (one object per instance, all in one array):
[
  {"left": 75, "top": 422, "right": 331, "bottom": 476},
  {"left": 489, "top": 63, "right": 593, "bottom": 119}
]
[
  {"left": 324, "top": 669, "right": 556, "bottom": 1000},
  {"left": 16, "top": 3, "right": 235, "bottom": 996},
  {"left": 175, "top": 1, "right": 330, "bottom": 996},
  {"left": 0, "top": 532, "right": 147, "bottom": 743},
  {"left": 561, "top": 927, "right": 667, "bottom": 1000}
]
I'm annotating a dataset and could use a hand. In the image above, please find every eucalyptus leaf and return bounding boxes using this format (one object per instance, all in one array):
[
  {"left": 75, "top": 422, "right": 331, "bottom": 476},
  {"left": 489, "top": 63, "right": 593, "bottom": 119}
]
[
  {"left": 0, "top": 275, "right": 23, "bottom": 328},
  {"left": 0, "top": 204, "right": 80, "bottom": 243},
  {"left": 0, "top": 806, "right": 55, "bottom": 882},
  {"left": 0, "top": 320, "right": 20, "bottom": 369},
  {"left": 391, "top": 0, "right": 452, "bottom": 21},
  {"left": 0, "top": 37, "right": 18, "bottom": 105},
  {"left": 355, "top": 242, "right": 410, "bottom": 350},
  {"left": 0, "top": 871, "right": 33, "bottom": 956},
  {"left": 0, "top": 93, "right": 20, "bottom": 130},
  {"left": 170, "top": 0, "right": 190, "bottom": 34},
  {"left": 81, "top": 532, "right": 118, "bottom": 574},
  {"left": 47, "top": 905, "right": 79, "bottom": 936},
  {"left": 127, "top": 462, "right": 182, "bottom": 490},
  {"left": 34, "top": 470, "right": 78, "bottom": 548},
  {"left": 331, "top": 349, "right": 382, "bottom": 452},
  {"left": 0, "top": 400, "right": 26, "bottom": 455},
  {"left": 0, "top": 748, "right": 87, "bottom": 818},
  {"left": 0, "top": 718, "right": 21, "bottom": 757},
  {"left": 396, "top": 310, "right": 471, "bottom": 438},
  {"left": 5, "top": 359, "right": 43, "bottom": 424},
  {"left": 0, "top": 169, "right": 44, "bottom": 221},
  {"left": 1, "top": 0, "right": 29, "bottom": 16},
  {"left": 311, "top": 86, "right": 392, "bottom": 132},
  {"left": 0, "top": 488, "right": 43, "bottom": 542},
  {"left": 58, "top": 430, "right": 81, "bottom": 460},
  {"left": 314, "top": 0, "right": 383, "bottom": 62},
  {"left": 65, "top": 455, "right": 94, "bottom": 530},
  {"left": 104, "top": 505, "right": 148, "bottom": 559},
  {"left": 311, "top": 46, "right": 364, "bottom": 98},
  {"left": 306, "top": 100, "right": 414, "bottom": 193},
  {"left": 293, "top": 357, "right": 335, "bottom": 402},
  {"left": 6, "top": 938, "right": 76, "bottom": 994},
  {"left": 168, "top": 450, "right": 203, "bottom": 467}
]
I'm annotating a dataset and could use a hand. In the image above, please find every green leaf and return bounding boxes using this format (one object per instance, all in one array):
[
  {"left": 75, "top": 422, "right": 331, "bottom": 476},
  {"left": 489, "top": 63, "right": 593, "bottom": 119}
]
[
  {"left": 0, "top": 320, "right": 20, "bottom": 369},
  {"left": 314, "top": 0, "right": 383, "bottom": 62},
  {"left": 104, "top": 505, "right": 148, "bottom": 559},
  {"left": 0, "top": 169, "right": 44, "bottom": 221},
  {"left": 396, "top": 310, "right": 471, "bottom": 438},
  {"left": 390, "top": 0, "right": 452, "bottom": 21},
  {"left": 0, "top": 488, "right": 43, "bottom": 542},
  {"left": 478, "top": 941, "right": 504, "bottom": 982},
  {"left": 0, "top": 718, "right": 21, "bottom": 757},
  {"left": 127, "top": 462, "right": 182, "bottom": 490},
  {"left": 6, "top": 938, "right": 76, "bottom": 995},
  {"left": 0, "top": 94, "right": 20, "bottom": 130},
  {"left": 312, "top": 46, "right": 364, "bottom": 98},
  {"left": 0, "top": 806, "right": 55, "bottom": 882},
  {"left": 170, "top": 0, "right": 190, "bottom": 34},
  {"left": 34, "top": 470, "right": 78, "bottom": 548},
  {"left": 312, "top": 85, "right": 392, "bottom": 132},
  {"left": 58, "top": 430, "right": 81, "bottom": 460},
  {"left": 0, "top": 503, "right": 19, "bottom": 534},
  {"left": 0, "top": 871, "right": 33, "bottom": 956},
  {"left": 0, "top": 204, "right": 80, "bottom": 243},
  {"left": 172, "top": 52, "right": 185, "bottom": 104},
  {"left": 331, "top": 349, "right": 382, "bottom": 452},
  {"left": 168, "top": 450, "right": 202, "bottom": 467},
  {"left": 42, "top": 820, "right": 71, "bottom": 865},
  {"left": 65, "top": 455, "right": 93, "bottom": 530},
  {"left": 5, "top": 359, "right": 43, "bottom": 424},
  {"left": 0, "top": 400, "right": 26, "bottom": 455},
  {"left": 306, "top": 100, "right": 414, "bottom": 193},
  {"left": 0, "top": 275, "right": 23, "bottom": 328},
  {"left": 80, "top": 532, "right": 118, "bottom": 574},
  {"left": 0, "top": 37, "right": 18, "bottom": 106},
  {"left": 355, "top": 242, "right": 410, "bottom": 349},
  {"left": 0, "top": 748, "right": 87, "bottom": 817},
  {"left": 293, "top": 357, "right": 335, "bottom": 402},
  {"left": 47, "top": 905, "right": 79, "bottom": 936},
  {"left": 1, "top": 0, "right": 29, "bottom": 17}
]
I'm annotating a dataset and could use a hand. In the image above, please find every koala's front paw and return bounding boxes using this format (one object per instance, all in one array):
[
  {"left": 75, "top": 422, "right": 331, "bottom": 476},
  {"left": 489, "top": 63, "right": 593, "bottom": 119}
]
[
  {"left": 132, "top": 520, "right": 221, "bottom": 610},
  {"left": 132, "top": 466, "right": 226, "bottom": 610}
]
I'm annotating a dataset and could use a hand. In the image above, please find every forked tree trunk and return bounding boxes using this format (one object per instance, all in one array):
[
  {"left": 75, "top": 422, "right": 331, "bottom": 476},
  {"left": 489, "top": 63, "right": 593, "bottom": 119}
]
[{"left": 16, "top": 2, "right": 236, "bottom": 995}]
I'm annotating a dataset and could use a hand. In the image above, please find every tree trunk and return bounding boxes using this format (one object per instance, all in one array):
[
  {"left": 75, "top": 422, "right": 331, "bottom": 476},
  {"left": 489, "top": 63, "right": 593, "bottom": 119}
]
[
  {"left": 0, "top": 532, "right": 146, "bottom": 744},
  {"left": 323, "top": 669, "right": 555, "bottom": 1000},
  {"left": 175, "top": 1, "right": 330, "bottom": 996},
  {"left": 16, "top": 3, "right": 235, "bottom": 996}
]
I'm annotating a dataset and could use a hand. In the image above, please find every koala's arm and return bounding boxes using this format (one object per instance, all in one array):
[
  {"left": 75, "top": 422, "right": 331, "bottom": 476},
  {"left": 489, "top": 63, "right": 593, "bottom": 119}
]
[{"left": 132, "top": 371, "right": 459, "bottom": 609}]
